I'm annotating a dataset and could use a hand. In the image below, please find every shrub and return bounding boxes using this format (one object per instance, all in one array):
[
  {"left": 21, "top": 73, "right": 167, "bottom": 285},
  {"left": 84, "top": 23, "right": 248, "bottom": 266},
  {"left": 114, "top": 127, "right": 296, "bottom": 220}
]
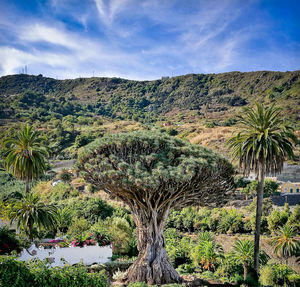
[
  {"left": 66, "top": 217, "right": 90, "bottom": 241},
  {"left": 165, "top": 228, "right": 192, "bottom": 267},
  {"left": 264, "top": 179, "right": 279, "bottom": 197},
  {"left": 58, "top": 168, "right": 73, "bottom": 182},
  {"left": 259, "top": 263, "right": 298, "bottom": 287},
  {"left": 249, "top": 213, "right": 269, "bottom": 234},
  {"left": 87, "top": 183, "right": 95, "bottom": 193},
  {"left": 78, "top": 197, "right": 114, "bottom": 224},
  {"left": 217, "top": 209, "right": 244, "bottom": 234},
  {"left": 176, "top": 263, "right": 195, "bottom": 274},
  {"left": 0, "top": 227, "right": 22, "bottom": 255},
  {"left": 112, "top": 269, "right": 127, "bottom": 281},
  {"left": 107, "top": 217, "right": 135, "bottom": 255},
  {"left": 51, "top": 182, "right": 72, "bottom": 201},
  {"left": 234, "top": 175, "right": 250, "bottom": 188},
  {"left": 0, "top": 256, "right": 33, "bottom": 287},
  {"left": 0, "top": 171, "right": 24, "bottom": 201},
  {"left": 166, "top": 128, "right": 178, "bottom": 136},
  {"left": 103, "top": 260, "right": 133, "bottom": 276},
  {"left": 267, "top": 209, "right": 289, "bottom": 234},
  {"left": 259, "top": 265, "right": 274, "bottom": 286},
  {"left": 287, "top": 204, "right": 300, "bottom": 232},
  {"left": 90, "top": 216, "right": 136, "bottom": 256},
  {"left": 0, "top": 257, "right": 107, "bottom": 287}
]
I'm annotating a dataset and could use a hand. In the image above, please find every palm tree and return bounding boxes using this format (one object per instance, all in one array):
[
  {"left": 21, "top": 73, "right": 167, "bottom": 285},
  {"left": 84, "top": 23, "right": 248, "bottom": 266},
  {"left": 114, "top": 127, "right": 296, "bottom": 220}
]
[
  {"left": 9, "top": 193, "right": 58, "bottom": 242},
  {"left": 232, "top": 239, "right": 254, "bottom": 280},
  {"left": 271, "top": 225, "right": 300, "bottom": 264},
  {"left": 227, "top": 103, "right": 297, "bottom": 276},
  {"left": 3, "top": 125, "right": 48, "bottom": 193},
  {"left": 191, "top": 237, "right": 224, "bottom": 271}
]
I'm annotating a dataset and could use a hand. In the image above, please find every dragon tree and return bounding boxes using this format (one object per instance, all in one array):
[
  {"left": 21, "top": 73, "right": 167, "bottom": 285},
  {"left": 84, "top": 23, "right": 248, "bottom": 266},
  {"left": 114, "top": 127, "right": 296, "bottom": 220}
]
[{"left": 77, "top": 131, "right": 234, "bottom": 284}]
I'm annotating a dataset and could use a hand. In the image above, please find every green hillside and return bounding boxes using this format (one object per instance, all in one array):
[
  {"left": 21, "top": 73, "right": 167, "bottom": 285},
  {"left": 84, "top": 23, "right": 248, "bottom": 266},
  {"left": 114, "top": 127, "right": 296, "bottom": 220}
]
[
  {"left": 0, "top": 71, "right": 299, "bottom": 123},
  {"left": 0, "top": 71, "right": 299, "bottom": 162}
]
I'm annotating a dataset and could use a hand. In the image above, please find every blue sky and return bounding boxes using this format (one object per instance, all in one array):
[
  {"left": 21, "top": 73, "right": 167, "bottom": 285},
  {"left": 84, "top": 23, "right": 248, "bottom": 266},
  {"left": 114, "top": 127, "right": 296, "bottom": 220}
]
[{"left": 0, "top": 0, "right": 299, "bottom": 80}]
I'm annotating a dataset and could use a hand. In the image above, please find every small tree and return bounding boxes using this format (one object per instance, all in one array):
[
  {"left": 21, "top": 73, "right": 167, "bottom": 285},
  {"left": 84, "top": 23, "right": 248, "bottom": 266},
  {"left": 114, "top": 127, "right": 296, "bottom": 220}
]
[
  {"left": 3, "top": 125, "right": 48, "bottom": 193},
  {"left": 264, "top": 179, "right": 279, "bottom": 197},
  {"left": 77, "top": 131, "right": 234, "bottom": 284},
  {"left": 231, "top": 239, "right": 254, "bottom": 280},
  {"left": 9, "top": 193, "right": 57, "bottom": 242},
  {"left": 191, "top": 234, "right": 223, "bottom": 271},
  {"left": 271, "top": 225, "right": 300, "bottom": 264},
  {"left": 241, "top": 185, "right": 251, "bottom": 200}
]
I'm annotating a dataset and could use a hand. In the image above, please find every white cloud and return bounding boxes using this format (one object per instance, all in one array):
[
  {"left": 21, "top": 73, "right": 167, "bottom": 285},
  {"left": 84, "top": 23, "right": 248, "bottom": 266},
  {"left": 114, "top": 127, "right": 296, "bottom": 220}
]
[
  {"left": 0, "top": 47, "right": 36, "bottom": 75},
  {"left": 20, "top": 24, "right": 80, "bottom": 50},
  {"left": 0, "top": 20, "right": 165, "bottom": 80},
  {"left": 94, "top": 0, "right": 131, "bottom": 25}
]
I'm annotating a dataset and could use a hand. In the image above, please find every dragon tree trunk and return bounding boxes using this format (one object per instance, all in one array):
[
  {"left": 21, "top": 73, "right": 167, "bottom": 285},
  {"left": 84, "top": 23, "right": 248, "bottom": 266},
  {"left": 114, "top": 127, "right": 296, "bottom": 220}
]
[{"left": 127, "top": 207, "right": 181, "bottom": 284}]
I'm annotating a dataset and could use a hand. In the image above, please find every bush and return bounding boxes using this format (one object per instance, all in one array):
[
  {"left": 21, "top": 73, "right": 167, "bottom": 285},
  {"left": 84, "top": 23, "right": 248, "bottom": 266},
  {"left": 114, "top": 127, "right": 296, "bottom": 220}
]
[
  {"left": 259, "top": 265, "right": 274, "bottom": 286},
  {"left": 58, "top": 169, "right": 73, "bottom": 182},
  {"left": 66, "top": 217, "right": 90, "bottom": 241},
  {"left": 264, "top": 180, "right": 279, "bottom": 197},
  {"left": 287, "top": 204, "right": 300, "bottom": 232},
  {"left": 74, "top": 134, "right": 93, "bottom": 148},
  {"left": 0, "top": 257, "right": 107, "bottom": 287},
  {"left": 165, "top": 228, "right": 192, "bottom": 267},
  {"left": 217, "top": 209, "right": 244, "bottom": 234},
  {"left": 51, "top": 182, "right": 72, "bottom": 201},
  {"left": 107, "top": 217, "right": 135, "bottom": 255},
  {"left": 77, "top": 197, "right": 114, "bottom": 224},
  {"left": 234, "top": 175, "right": 250, "bottom": 188},
  {"left": 0, "top": 256, "right": 33, "bottom": 287},
  {"left": 248, "top": 197, "right": 273, "bottom": 216},
  {"left": 176, "top": 263, "right": 195, "bottom": 274},
  {"left": 0, "top": 227, "right": 22, "bottom": 255},
  {"left": 166, "top": 207, "right": 199, "bottom": 232},
  {"left": 259, "top": 263, "right": 298, "bottom": 287},
  {"left": 0, "top": 171, "right": 24, "bottom": 201},
  {"left": 90, "top": 216, "right": 136, "bottom": 256},
  {"left": 267, "top": 209, "right": 289, "bottom": 234},
  {"left": 166, "top": 128, "right": 178, "bottom": 136}
]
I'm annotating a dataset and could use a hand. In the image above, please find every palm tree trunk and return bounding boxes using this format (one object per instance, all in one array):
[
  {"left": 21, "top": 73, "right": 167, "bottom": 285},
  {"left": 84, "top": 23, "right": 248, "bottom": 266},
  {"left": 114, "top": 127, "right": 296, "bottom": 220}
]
[
  {"left": 28, "top": 221, "right": 33, "bottom": 242},
  {"left": 25, "top": 177, "right": 30, "bottom": 193},
  {"left": 243, "top": 261, "right": 248, "bottom": 280},
  {"left": 254, "top": 159, "right": 265, "bottom": 277}
]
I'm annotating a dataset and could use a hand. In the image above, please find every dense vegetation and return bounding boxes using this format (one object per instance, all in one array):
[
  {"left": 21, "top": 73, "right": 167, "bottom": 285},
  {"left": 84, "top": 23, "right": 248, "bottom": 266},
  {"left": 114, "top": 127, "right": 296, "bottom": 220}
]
[
  {"left": 1, "top": 71, "right": 299, "bottom": 123},
  {"left": 0, "top": 256, "right": 107, "bottom": 287},
  {"left": 1, "top": 168, "right": 299, "bottom": 285},
  {"left": 1, "top": 71, "right": 299, "bottom": 163}
]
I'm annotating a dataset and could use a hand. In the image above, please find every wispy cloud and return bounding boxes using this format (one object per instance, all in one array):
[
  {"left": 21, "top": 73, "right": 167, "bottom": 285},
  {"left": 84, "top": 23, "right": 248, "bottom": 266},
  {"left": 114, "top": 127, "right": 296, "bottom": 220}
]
[{"left": 94, "top": 0, "right": 131, "bottom": 26}]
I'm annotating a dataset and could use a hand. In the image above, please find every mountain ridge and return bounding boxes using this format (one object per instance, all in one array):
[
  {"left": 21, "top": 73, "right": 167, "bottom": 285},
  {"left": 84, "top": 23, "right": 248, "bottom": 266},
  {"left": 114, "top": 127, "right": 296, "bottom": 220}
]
[{"left": 0, "top": 70, "right": 299, "bottom": 123}]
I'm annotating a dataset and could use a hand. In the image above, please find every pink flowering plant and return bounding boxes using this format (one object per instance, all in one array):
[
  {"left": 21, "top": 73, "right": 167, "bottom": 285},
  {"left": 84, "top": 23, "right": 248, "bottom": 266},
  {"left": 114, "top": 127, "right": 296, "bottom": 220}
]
[{"left": 69, "top": 232, "right": 111, "bottom": 247}]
